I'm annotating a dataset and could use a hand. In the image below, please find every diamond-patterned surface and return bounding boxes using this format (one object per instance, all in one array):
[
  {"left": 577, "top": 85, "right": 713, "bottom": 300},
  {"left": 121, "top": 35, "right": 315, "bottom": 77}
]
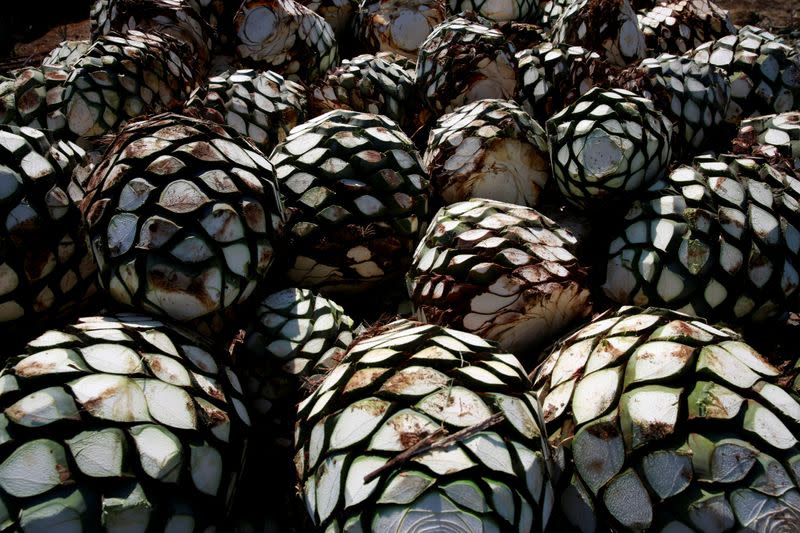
[
  {"left": 80, "top": 113, "right": 285, "bottom": 326},
  {"left": 270, "top": 109, "right": 431, "bottom": 294}
]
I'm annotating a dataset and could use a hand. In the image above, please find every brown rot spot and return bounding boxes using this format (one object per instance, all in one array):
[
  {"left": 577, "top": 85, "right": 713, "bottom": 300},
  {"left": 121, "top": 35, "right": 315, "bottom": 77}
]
[
  {"left": 641, "top": 420, "right": 673, "bottom": 442},
  {"left": 586, "top": 420, "right": 620, "bottom": 440},
  {"left": 399, "top": 430, "right": 428, "bottom": 449}
]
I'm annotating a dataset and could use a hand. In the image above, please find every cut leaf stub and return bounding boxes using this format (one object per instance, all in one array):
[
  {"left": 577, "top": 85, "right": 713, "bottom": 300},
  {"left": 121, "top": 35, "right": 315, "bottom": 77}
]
[
  {"left": 0, "top": 314, "right": 249, "bottom": 530},
  {"left": 533, "top": 306, "right": 800, "bottom": 532},
  {"left": 295, "top": 319, "right": 554, "bottom": 531}
]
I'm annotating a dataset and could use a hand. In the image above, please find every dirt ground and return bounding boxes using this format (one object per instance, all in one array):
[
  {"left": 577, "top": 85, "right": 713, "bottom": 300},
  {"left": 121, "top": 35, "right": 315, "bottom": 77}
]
[{"left": 716, "top": 0, "right": 799, "bottom": 29}]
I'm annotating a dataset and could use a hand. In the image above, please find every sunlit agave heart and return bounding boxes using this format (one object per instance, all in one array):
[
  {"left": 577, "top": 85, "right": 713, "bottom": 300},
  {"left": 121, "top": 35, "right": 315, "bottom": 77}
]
[
  {"left": 515, "top": 42, "right": 608, "bottom": 124},
  {"left": 618, "top": 53, "right": 731, "bottom": 155},
  {"left": 448, "top": 0, "right": 538, "bottom": 22},
  {"left": 309, "top": 53, "right": 417, "bottom": 134},
  {"left": 424, "top": 98, "right": 550, "bottom": 207},
  {"left": 532, "top": 306, "right": 800, "bottom": 532},
  {"left": 239, "top": 287, "right": 356, "bottom": 418},
  {"left": 546, "top": 87, "right": 673, "bottom": 209},
  {"left": 233, "top": 0, "right": 339, "bottom": 83},
  {"left": 270, "top": 109, "right": 431, "bottom": 295},
  {"left": 0, "top": 314, "right": 249, "bottom": 530},
  {"left": 551, "top": 0, "right": 646, "bottom": 67},
  {"left": 637, "top": 0, "right": 736, "bottom": 56},
  {"left": 80, "top": 113, "right": 285, "bottom": 326},
  {"left": 186, "top": 68, "right": 308, "bottom": 155},
  {"left": 356, "top": 0, "right": 446, "bottom": 59},
  {"left": 294, "top": 319, "right": 555, "bottom": 532},
  {"left": 408, "top": 198, "right": 591, "bottom": 359},
  {"left": 89, "top": 0, "right": 213, "bottom": 68},
  {"left": 734, "top": 111, "right": 800, "bottom": 169},
  {"left": 62, "top": 30, "right": 198, "bottom": 139},
  {"left": 685, "top": 29, "right": 800, "bottom": 123},
  {"left": 604, "top": 154, "right": 800, "bottom": 323},
  {"left": 416, "top": 16, "right": 518, "bottom": 115}
]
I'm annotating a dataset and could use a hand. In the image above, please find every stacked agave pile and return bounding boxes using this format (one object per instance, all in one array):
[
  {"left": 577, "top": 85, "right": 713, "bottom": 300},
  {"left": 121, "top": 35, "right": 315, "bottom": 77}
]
[{"left": 0, "top": 0, "right": 797, "bottom": 530}]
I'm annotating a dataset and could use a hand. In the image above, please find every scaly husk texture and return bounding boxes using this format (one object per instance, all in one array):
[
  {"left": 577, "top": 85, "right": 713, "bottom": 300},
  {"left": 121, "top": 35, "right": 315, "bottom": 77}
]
[
  {"left": 270, "top": 109, "right": 431, "bottom": 295},
  {"left": 407, "top": 198, "right": 591, "bottom": 357},
  {"left": 0, "top": 313, "right": 250, "bottom": 530},
  {"left": 233, "top": 0, "right": 339, "bottom": 83},
  {"left": 295, "top": 318, "right": 555, "bottom": 531},
  {"left": 186, "top": 68, "right": 308, "bottom": 154},
  {"left": 416, "top": 15, "right": 518, "bottom": 116},
  {"left": 0, "top": 126, "right": 97, "bottom": 335},
  {"left": 536, "top": 0, "right": 571, "bottom": 27},
  {"left": 80, "top": 113, "right": 285, "bottom": 326},
  {"left": 686, "top": 30, "right": 800, "bottom": 123},
  {"left": 550, "top": 0, "right": 646, "bottom": 67},
  {"left": 637, "top": 0, "right": 736, "bottom": 55},
  {"left": 546, "top": 87, "right": 673, "bottom": 209},
  {"left": 533, "top": 306, "right": 800, "bottom": 532},
  {"left": 424, "top": 98, "right": 550, "bottom": 206},
  {"left": 604, "top": 155, "right": 800, "bottom": 323}
]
